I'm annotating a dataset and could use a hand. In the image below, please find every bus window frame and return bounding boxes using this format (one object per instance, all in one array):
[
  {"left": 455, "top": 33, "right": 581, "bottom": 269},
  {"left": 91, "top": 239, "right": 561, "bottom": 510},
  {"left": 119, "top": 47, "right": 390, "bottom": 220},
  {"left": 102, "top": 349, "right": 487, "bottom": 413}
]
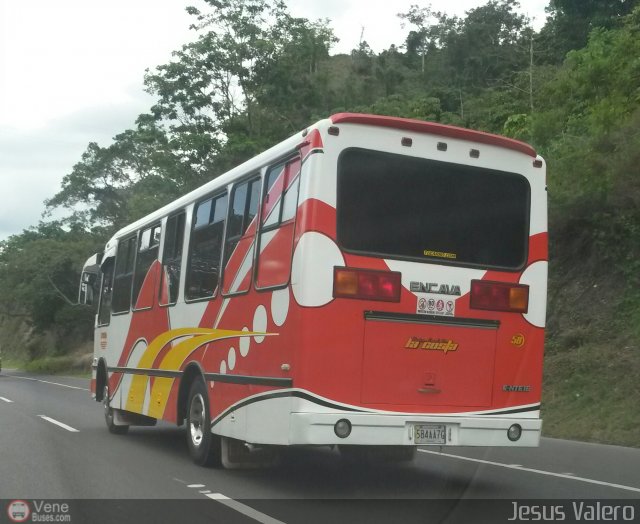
[
  {"left": 259, "top": 154, "right": 301, "bottom": 235},
  {"left": 97, "top": 256, "right": 115, "bottom": 327},
  {"left": 131, "top": 222, "right": 162, "bottom": 313},
  {"left": 334, "top": 147, "right": 532, "bottom": 273},
  {"left": 111, "top": 234, "right": 138, "bottom": 316},
  {"left": 184, "top": 190, "right": 228, "bottom": 304},
  {"left": 221, "top": 173, "right": 262, "bottom": 299},
  {"left": 254, "top": 152, "right": 302, "bottom": 293},
  {"left": 159, "top": 211, "right": 187, "bottom": 308}
]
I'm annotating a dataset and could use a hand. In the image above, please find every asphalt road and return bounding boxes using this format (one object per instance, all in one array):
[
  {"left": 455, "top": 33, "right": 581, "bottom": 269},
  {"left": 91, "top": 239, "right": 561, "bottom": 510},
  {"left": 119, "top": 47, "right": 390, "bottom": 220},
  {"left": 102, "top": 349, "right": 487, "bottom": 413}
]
[{"left": 1, "top": 369, "right": 639, "bottom": 524}]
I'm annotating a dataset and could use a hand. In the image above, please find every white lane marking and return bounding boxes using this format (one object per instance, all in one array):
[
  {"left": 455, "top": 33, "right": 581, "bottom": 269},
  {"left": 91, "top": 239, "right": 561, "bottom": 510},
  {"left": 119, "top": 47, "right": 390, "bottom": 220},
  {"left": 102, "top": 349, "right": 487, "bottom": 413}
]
[
  {"left": 0, "top": 397, "right": 14, "bottom": 403},
  {"left": 199, "top": 490, "right": 211, "bottom": 494},
  {"left": 418, "top": 449, "right": 640, "bottom": 494},
  {"left": 38, "top": 415, "right": 80, "bottom": 432},
  {"left": 10, "top": 375, "right": 88, "bottom": 391},
  {"left": 207, "top": 493, "right": 229, "bottom": 500},
  {"left": 187, "top": 484, "right": 206, "bottom": 488},
  {"left": 206, "top": 493, "right": 285, "bottom": 524}
]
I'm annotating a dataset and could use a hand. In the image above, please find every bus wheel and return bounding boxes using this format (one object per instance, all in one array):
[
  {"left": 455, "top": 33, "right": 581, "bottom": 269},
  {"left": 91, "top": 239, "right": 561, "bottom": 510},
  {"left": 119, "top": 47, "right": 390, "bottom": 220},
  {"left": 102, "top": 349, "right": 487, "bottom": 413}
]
[
  {"left": 103, "top": 385, "right": 129, "bottom": 435},
  {"left": 186, "top": 379, "right": 221, "bottom": 467}
]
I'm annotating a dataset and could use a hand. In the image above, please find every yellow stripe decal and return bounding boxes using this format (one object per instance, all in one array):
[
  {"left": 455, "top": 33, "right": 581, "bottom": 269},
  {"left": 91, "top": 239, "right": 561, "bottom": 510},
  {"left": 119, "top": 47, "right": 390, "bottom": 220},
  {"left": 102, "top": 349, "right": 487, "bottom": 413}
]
[{"left": 124, "top": 328, "right": 267, "bottom": 415}]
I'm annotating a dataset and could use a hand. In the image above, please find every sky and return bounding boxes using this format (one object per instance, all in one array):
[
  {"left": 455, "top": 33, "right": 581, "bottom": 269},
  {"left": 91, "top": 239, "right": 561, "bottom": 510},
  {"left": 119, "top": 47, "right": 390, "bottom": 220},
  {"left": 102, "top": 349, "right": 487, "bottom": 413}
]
[{"left": 0, "top": 0, "right": 549, "bottom": 240}]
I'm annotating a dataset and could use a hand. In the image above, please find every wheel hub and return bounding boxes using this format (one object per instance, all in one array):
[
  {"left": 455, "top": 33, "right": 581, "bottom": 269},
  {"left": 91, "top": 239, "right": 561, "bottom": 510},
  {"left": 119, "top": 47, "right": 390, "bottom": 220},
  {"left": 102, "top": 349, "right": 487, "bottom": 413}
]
[{"left": 189, "top": 393, "right": 205, "bottom": 447}]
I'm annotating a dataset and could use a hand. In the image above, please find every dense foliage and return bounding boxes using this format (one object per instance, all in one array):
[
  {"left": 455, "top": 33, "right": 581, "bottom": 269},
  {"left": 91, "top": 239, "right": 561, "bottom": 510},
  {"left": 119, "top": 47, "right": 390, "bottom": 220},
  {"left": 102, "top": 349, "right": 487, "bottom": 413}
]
[{"left": 1, "top": 0, "right": 639, "bottom": 378}]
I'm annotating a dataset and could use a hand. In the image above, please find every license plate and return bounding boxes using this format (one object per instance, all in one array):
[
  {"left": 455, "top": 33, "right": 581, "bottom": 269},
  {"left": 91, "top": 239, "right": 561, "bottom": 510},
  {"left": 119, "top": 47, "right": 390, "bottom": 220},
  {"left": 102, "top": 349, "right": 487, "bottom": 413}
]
[{"left": 414, "top": 424, "right": 446, "bottom": 445}]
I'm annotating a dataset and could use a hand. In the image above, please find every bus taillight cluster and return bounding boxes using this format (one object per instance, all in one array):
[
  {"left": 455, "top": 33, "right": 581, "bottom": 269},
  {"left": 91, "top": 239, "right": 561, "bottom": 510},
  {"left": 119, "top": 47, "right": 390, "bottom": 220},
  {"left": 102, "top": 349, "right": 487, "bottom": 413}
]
[
  {"left": 470, "top": 280, "right": 529, "bottom": 313},
  {"left": 333, "top": 267, "right": 402, "bottom": 302}
]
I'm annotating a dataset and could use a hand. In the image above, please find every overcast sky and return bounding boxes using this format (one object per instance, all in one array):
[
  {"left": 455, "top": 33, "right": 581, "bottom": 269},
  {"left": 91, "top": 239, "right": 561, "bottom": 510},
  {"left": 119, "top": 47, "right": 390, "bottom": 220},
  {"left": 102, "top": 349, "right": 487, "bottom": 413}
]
[{"left": 0, "top": 0, "right": 548, "bottom": 240}]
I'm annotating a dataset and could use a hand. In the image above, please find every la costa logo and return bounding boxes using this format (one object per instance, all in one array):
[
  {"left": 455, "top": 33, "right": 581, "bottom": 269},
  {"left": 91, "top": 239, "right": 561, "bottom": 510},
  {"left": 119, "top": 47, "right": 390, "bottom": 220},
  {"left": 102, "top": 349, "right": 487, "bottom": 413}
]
[{"left": 7, "top": 500, "right": 30, "bottom": 523}]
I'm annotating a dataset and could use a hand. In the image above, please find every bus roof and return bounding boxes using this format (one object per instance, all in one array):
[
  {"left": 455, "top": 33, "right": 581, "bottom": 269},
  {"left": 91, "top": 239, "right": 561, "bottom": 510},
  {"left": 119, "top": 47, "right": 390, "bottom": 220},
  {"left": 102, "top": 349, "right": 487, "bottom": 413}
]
[
  {"left": 106, "top": 113, "right": 537, "bottom": 249},
  {"left": 330, "top": 113, "right": 537, "bottom": 158}
]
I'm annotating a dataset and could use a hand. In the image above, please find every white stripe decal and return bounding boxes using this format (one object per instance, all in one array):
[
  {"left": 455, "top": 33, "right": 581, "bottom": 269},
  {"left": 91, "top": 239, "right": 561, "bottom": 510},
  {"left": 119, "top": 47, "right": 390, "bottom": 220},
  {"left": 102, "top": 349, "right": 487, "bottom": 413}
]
[
  {"left": 38, "top": 415, "right": 80, "bottom": 432},
  {"left": 206, "top": 493, "right": 285, "bottom": 524},
  {"left": 229, "top": 238, "right": 256, "bottom": 294},
  {"left": 418, "top": 449, "right": 640, "bottom": 494},
  {"left": 214, "top": 239, "right": 257, "bottom": 329},
  {"left": 211, "top": 388, "right": 539, "bottom": 425}
]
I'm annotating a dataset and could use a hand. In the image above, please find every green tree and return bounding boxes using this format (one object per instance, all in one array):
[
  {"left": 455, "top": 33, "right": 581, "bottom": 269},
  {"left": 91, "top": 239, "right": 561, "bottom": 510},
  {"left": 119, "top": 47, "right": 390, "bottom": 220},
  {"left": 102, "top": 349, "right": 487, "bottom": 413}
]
[
  {"left": 540, "top": 0, "right": 640, "bottom": 61},
  {"left": 0, "top": 223, "right": 101, "bottom": 340},
  {"left": 45, "top": 117, "right": 195, "bottom": 229},
  {"left": 444, "top": 0, "right": 531, "bottom": 89}
]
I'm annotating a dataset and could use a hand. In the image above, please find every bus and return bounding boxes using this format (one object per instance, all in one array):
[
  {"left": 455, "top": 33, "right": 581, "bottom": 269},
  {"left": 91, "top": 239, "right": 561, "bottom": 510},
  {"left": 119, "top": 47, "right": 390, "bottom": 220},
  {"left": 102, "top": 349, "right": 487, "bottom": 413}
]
[{"left": 80, "top": 113, "right": 547, "bottom": 467}]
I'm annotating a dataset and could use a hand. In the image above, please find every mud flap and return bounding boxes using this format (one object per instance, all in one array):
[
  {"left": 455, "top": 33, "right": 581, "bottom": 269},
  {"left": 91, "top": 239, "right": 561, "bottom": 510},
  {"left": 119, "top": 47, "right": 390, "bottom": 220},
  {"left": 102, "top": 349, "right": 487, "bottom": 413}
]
[
  {"left": 220, "top": 437, "right": 280, "bottom": 469},
  {"left": 114, "top": 409, "right": 157, "bottom": 427}
]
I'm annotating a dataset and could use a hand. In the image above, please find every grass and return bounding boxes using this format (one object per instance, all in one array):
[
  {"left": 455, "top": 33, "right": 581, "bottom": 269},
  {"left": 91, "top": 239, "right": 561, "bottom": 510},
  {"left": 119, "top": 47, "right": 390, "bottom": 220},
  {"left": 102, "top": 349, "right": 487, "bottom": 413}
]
[
  {"left": 5, "top": 354, "right": 92, "bottom": 378},
  {"left": 1, "top": 357, "right": 26, "bottom": 370},
  {"left": 542, "top": 340, "right": 640, "bottom": 447},
  {"left": 540, "top": 231, "right": 640, "bottom": 448}
]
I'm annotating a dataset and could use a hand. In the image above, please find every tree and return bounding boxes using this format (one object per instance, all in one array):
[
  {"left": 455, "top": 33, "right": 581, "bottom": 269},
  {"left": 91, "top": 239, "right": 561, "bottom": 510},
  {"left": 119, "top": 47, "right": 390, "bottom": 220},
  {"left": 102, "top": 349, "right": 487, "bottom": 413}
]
[
  {"left": 0, "top": 223, "right": 101, "bottom": 338},
  {"left": 45, "top": 116, "right": 196, "bottom": 230},
  {"left": 539, "top": 0, "right": 640, "bottom": 62},
  {"left": 444, "top": 0, "right": 531, "bottom": 89}
]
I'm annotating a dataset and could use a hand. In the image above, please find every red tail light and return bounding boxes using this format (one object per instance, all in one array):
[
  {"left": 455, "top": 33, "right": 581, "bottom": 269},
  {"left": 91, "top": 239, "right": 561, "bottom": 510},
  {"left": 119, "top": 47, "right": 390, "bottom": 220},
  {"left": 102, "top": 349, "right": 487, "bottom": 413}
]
[
  {"left": 470, "top": 280, "right": 529, "bottom": 313},
  {"left": 333, "top": 267, "right": 401, "bottom": 302}
]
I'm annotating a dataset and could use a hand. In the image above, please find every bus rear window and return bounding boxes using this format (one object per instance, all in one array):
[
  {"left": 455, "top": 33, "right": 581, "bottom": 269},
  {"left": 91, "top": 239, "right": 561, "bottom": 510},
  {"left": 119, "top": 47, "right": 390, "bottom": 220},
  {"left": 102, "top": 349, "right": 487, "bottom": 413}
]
[{"left": 337, "top": 148, "right": 530, "bottom": 270}]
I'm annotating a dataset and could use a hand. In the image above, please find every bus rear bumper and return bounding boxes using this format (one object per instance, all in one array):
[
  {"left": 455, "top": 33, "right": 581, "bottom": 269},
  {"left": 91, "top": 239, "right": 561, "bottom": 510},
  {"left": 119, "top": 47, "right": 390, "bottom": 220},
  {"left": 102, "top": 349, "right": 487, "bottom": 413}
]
[{"left": 288, "top": 412, "right": 542, "bottom": 447}]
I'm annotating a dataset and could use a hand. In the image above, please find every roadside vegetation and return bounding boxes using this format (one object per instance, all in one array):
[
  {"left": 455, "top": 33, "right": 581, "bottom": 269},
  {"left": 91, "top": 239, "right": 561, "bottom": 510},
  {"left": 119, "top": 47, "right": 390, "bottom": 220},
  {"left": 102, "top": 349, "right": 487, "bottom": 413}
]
[{"left": 1, "top": 0, "right": 639, "bottom": 446}]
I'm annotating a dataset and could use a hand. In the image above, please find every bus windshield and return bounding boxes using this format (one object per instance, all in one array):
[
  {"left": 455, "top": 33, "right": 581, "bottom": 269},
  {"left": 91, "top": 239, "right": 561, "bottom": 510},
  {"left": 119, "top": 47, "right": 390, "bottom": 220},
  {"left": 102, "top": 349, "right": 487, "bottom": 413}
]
[{"left": 337, "top": 148, "right": 531, "bottom": 270}]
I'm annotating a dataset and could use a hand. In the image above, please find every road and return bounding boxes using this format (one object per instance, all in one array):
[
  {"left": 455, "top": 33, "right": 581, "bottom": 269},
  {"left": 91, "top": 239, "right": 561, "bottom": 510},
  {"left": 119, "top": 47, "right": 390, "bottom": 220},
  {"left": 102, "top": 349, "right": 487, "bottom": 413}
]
[{"left": 1, "top": 369, "right": 639, "bottom": 523}]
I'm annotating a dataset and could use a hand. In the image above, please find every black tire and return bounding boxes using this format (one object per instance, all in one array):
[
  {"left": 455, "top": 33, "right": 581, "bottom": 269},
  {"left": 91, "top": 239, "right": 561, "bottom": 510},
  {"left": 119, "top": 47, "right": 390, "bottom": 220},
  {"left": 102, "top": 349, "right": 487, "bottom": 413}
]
[
  {"left": 186, "top": 379, "right": 221, "bottom": 467},
  {"left": 103, "top": 385, "right": 129, "bottom": 435}
]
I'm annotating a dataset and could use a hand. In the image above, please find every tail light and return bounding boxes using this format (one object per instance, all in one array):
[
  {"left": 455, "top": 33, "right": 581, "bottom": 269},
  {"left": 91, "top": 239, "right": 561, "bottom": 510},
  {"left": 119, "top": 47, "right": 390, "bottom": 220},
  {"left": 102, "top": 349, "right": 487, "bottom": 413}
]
[
  {"left": 333, "top": 267, "right": 401, "bottom": 302},
  {"left": 470, "top": 280, "right": 529, "bottom": 313}
]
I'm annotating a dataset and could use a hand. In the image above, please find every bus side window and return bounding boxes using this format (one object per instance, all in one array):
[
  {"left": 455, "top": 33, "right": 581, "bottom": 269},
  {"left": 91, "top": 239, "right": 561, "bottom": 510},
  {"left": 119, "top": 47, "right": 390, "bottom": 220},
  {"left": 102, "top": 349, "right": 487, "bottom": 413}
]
[
  {"left": 160, "top": 212, "right": 185, "bottom": 306},
  {"left": 112, "top": 236, "right": 137, "bottom": 314},
  {"left": 97, "top": 258, "right": 114, "bottom": 326},
  {"left": 186, "top": 193, "right": 227, "bottom": 300},
  {"left": 133, "top": 223, "right": 161, "bottom": 310},
  {"left": 256, "top": 156, "right": 301, "bottom": 289},
  {"left": 222, "top": 176, "right": 260, "bottom": 295}
]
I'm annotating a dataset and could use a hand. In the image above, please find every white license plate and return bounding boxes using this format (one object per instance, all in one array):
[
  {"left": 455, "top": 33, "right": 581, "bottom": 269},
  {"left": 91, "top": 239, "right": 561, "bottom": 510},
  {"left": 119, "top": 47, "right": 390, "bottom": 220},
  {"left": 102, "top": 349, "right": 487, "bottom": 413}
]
[{"left": 414, "top": 424, "right": 446, "bottom": 444}]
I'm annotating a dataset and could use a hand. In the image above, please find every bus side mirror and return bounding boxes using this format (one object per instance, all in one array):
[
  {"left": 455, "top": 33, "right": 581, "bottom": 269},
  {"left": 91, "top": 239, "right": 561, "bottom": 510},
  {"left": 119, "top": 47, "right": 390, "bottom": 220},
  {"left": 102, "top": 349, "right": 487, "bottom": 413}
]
[{"left": 79, "top": 271, "right": 97, "bottom": 306}]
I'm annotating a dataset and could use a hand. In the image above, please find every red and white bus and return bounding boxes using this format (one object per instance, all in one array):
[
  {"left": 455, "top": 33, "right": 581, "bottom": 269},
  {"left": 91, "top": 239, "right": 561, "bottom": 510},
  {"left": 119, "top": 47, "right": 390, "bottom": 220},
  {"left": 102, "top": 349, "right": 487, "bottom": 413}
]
[{"left": 81, "top": 113, "right": 547, "bottom": 467}]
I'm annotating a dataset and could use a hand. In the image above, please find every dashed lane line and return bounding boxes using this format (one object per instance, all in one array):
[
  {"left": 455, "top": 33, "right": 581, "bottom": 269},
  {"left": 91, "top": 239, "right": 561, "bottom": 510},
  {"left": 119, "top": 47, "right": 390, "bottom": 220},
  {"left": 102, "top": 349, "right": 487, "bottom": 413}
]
[
  {"left": 0, "top": 397, "right": 13, "bottom": 403},
  {"left": 183, "top": 481, "right": 285, "bottom": 523},
  {"left": 205, "top": 493, "right": 286, "bottom": 524},
  {"left": 418, "top": 449, "right": 640, "bottom": 494},
  {"left": 38, "top": 415, "right": 80, "bottom": 432}
]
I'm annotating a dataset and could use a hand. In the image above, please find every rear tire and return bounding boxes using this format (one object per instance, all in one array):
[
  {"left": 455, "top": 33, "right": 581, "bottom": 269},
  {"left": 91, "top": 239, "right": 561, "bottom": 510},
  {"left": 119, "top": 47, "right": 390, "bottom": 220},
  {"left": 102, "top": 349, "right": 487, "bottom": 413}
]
[
  {"left": 186, "top": 379, "right": 221, "bottom": 467},
  {"left": 103, "top": 385, "right": 129, "bottom": 435}
]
